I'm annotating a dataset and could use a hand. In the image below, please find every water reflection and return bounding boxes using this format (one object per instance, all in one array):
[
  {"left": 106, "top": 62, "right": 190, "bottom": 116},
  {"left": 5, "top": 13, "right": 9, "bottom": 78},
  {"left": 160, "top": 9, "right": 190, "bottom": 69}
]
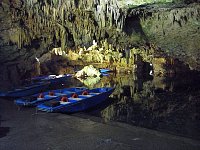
[
  {"left": 76, "top": 76, "right": 101, "bottom": 88},
  {"left": 1, "top": 72, "right": 200, "bottom": 140},
  {"left": 86, "top": 73, "right": 200, "bottom": 140}
]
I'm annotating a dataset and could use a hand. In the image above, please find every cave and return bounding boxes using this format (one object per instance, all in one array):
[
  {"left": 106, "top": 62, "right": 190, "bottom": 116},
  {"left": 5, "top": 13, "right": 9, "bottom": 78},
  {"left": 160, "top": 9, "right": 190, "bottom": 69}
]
[{"left": 0, "top": 0, "right": 200, "bottom": 149}]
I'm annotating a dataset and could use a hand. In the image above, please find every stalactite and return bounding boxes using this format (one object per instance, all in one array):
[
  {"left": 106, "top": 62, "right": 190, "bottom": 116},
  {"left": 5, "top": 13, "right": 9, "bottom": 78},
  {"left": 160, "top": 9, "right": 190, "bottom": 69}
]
[
  {"left": 13, "top": 0, "right": 130, "bottom": 49},
  {"left": 61, "top": 7, "right": 65, "bottom": 25},
  {"left": 18, "top": 28, "right": 21, "bottom": 48},
  {"left": 53, "top": 8, "right": 56, "bottom": 20},
  {"left": 57, "top": 23, "right": 67, "bottom": 51}
]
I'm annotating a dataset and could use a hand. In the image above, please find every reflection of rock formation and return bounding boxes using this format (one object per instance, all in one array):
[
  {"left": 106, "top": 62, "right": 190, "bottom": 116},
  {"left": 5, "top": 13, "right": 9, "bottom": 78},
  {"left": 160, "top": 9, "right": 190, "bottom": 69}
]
[
  {"left": 98, "top": 73, "right": 200, "bottom": 140},
  {"left": 77, "top": 76, "right": 101, "bottom": 88}
]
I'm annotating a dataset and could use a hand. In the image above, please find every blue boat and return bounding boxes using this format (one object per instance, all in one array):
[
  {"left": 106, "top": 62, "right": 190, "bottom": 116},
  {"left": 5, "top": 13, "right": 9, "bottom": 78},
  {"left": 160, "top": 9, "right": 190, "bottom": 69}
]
[
  {"left": 36, "top": 87, "right": 115, "bottom": 113},
  {"left": 31, "top": 75, "right": 52, "bottom": 81},
  {"left": 14, "top": 87, "right": 88, "bottom": 106},
  {"left": 32, "top": 74, "right": 72, "bottom": 84},
  {"left": 0, "top": 82, "right": 49, "bottom": 98},
  {"left": 100, "top": 68, "right": 111, "bottom": 73}
]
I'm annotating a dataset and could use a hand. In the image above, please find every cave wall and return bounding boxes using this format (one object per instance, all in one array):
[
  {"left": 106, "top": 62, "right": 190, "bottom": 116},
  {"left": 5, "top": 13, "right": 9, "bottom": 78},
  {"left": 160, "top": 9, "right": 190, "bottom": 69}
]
[
  {"left": 139, "top": 4, "right": 200, "bottom": 70},
  {"left": 0, "top": 0, "right": 29, "bottom": 86},
  {"left": 0, "top": 0, "right": 200, "bottom": 85}
]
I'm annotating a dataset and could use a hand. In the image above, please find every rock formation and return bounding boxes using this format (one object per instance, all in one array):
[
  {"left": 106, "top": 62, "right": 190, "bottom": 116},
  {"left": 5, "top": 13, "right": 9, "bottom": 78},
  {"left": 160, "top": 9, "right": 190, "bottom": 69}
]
[{"left": 0, "top": 0, "right": 200, "bottom": 85}]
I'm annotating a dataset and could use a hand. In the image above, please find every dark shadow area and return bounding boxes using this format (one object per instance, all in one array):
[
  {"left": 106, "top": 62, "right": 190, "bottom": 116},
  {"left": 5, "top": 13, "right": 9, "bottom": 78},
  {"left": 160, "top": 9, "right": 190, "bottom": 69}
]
[
  {"left": 66, "top": 30, "right": 75, "bottom": 48},
  {"left": 84, "top": 71, "right": 200, "bottom": 140},
  {"left": 0, "top": 116, "right": 10, "bottom": 138},
  {"left": 74, "top": 0, "right": 79, "bottom": 8},
  {"left": 84, "top": 97, "right": 115, "bottom": 114},
  {"left": 24, "top": 38, "right": 41, "bottom": 49},
  {"left": 123, "top": 15, "right": 147, "bottom": 39},
  {"left": 0, "top": 127, "right": 10, "bottom": 138}
]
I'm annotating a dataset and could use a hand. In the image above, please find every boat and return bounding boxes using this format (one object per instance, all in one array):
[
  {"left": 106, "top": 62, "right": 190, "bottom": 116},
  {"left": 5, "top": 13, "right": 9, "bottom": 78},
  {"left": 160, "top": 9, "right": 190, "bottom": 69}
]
[
  {"left": 36, "top": 87, "right": 115, "bottom": 113},
  {"left": 100, "top": 68, "right": 111, "bottom": 73},
  {"left": 31, "top": 75, "right": 53, "bottom": 81},
  {"left": 0, "top": 82, "right": 49, "bottom": 98},
  {"left": 14, "top": 87, "right": 88, "bottom": 106},
  {"left": 31, "top": 74, "right": 72, "bottom": 84}
]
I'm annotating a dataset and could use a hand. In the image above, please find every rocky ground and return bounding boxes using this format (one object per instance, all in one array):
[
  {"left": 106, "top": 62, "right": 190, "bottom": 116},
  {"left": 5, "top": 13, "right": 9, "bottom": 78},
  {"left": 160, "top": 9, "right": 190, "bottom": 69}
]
[{"left": 0, "top": 98, "right": 200, "bottom": 150}]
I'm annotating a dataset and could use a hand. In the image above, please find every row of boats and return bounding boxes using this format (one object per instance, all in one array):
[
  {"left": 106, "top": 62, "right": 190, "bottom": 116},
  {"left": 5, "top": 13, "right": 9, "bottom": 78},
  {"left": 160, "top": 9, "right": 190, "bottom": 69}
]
[
  {"left": 0, "top": 73, "right": 114, "bottom": 113},
  {"left": 30, "top": 68, "right": 111, "bottom": 84}
]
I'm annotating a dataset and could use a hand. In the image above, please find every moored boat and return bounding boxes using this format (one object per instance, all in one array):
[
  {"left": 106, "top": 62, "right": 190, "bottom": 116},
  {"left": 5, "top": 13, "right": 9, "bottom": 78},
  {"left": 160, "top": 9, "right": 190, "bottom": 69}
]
[
  {"left": 0, "top": 82, "right": 49, "bottom": 98},
  {"left": 14, "top": 87, "right": 88, "bottom": 106},
  {"left": 31, "top": 75, "right": 54, "bottom": 81},
  {"left": 100, "top": 68, "right": 111, "bottom": 73},
  {"left": 32, "top": 74, "right": 72, "bottom": 84},
  {"left": 36, "top": 87, "right": 115, "bottom": 113}
]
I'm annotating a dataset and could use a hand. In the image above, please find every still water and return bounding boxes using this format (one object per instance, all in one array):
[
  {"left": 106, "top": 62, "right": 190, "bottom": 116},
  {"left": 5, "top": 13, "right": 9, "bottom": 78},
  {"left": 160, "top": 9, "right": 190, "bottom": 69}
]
[
  {"left": 76, "top": 73, "right": 200, "bottom": 140},
  {"left": 1, "top": 72, "right": 200, "bottom": 141}
]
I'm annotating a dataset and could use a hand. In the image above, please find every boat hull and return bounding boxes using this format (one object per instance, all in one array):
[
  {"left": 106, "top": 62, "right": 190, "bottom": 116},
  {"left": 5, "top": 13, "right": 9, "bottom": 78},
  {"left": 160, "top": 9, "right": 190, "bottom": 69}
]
[
  {"left": 37, "top": 87, "right": 115, "bottom": 113},
  {"left": 2, "top": 83, "right": 49, "bottom": 98},
  {"left": 60, "top": 88, "right": 114, "bottom": 113},
  {"left": 32, "top": 74, "right": 72, "bottom": 85}
]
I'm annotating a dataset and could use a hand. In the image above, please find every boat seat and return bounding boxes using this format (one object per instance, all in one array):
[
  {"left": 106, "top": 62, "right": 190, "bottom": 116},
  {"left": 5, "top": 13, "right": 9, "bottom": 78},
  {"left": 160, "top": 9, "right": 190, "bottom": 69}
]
[
  {"left": 62, "top": 91, "right": 73, "bottom": 94},
  {"left": 44, "top": 95, "right": 57, "bottom": 98},
  {"left": 15, "top": 88, "right": 23, "bottom": 91},
  {"left": 24, "top": 87, "right": 30, "bottom": 89},
  {"left": 68, "top": 98, "right": 83, "bottom": 101},
  {"left": 55, "top": 93, "right": 67, "bottom": 96},
  {"left": 79, "top": 95, "right": 93, "bottom": 98},
  {"left": 60, "top": 101, "right": 71, "bottom": 105},
  {"left": 37, "top": 98, "right": 45, "bottom": 101},
  {"left": 89, "top": 93, "right": 100, "bottom": 95}
]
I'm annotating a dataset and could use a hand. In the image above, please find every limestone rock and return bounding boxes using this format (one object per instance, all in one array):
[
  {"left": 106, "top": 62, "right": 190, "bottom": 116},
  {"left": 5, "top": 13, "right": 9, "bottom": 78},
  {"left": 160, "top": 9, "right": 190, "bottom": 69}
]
[
  {"left": 75, "top": 65, "right": 101, "bottom": 78},
  {"left": 1, "top": 0, "right": 200, "bottom": 84}
]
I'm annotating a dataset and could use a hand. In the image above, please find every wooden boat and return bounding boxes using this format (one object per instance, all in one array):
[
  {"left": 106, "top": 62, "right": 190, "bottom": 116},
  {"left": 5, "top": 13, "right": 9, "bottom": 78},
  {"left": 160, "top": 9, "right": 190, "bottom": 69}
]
[
  {"left": 36, "top": 87, "right": 115, "bottom": 113},
  {"left": 14, "top": 87, "right": 88, "bottom": 106},
  {"left": 0, "top": 82, "right": 49, "bottom": 98}
]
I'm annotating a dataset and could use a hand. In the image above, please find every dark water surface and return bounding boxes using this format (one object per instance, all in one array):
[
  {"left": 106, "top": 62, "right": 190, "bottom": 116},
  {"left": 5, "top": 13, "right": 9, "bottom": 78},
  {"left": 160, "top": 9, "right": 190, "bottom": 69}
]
[
  {"left": 1, "top": 73, "right": 200, "bottom": 141},
  {"left": 81, "top": 73, "right": 200, "bottom": 140}
]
